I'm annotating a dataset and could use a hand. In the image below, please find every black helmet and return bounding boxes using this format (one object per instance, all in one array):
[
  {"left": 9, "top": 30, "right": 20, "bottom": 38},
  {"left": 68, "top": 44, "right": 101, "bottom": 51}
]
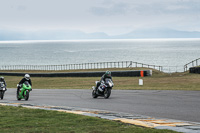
[{"left": 105, "top": 70, "right": 111, "bottom": 77}]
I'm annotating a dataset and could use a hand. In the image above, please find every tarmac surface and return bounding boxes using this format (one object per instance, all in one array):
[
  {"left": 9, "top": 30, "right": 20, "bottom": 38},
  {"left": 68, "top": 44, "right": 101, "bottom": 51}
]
[
  {"left": 1, "top": 89, "right": 200, "bottom": 132},
  {"left": 2, "top": 89, "right": 200, "bottom": 123}
]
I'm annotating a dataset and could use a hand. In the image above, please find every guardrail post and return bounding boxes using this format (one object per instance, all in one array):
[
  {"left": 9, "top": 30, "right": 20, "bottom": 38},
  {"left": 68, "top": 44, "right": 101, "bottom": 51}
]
[{"left": 196, "top": 59, "right": 198, "bottom": 66}]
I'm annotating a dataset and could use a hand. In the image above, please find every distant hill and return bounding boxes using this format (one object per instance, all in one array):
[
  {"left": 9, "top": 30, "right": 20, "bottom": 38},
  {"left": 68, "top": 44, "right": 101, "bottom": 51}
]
[
  {"left": 114, "top": 28, "right": 200, "bottom": 39},
  {"left": 0, "top": 30, "right": 110, "bottom": 40},
  {"left": 0, "top": 28, "right": 200, "bottom": 40}
]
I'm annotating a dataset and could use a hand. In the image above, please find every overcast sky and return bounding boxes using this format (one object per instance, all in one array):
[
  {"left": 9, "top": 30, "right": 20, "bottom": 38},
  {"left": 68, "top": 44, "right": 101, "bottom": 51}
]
[{"left": 0, "top": 0, "right": 200, "bottom": 35}]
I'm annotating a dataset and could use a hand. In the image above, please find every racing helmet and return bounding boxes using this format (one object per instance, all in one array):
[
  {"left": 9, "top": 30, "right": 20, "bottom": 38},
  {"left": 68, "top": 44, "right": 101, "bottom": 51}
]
[
  {"left": 105, "top": 70, "right": 111, "bottom": 77},
  {"left": 24, "top": 74, "right": 30, "bottom": 80}
]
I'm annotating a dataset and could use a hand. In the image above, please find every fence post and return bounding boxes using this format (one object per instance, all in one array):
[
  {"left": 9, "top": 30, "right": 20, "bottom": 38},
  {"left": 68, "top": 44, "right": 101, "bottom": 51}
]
[
  {"left": 196, "top": 59, "right": 198, "bottom": 66},
  {"left": 184, "top": 65, "right": 185, "bottom": 72}
]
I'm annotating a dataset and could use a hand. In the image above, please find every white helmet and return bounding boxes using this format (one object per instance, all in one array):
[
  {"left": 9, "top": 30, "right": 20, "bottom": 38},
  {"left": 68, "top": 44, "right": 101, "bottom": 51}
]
[
  {"left": 0, "top": 77, "right": 4, "bottom": 81},
  {"left": 24, "top": 74, "right": 30, "bottom": 80}
]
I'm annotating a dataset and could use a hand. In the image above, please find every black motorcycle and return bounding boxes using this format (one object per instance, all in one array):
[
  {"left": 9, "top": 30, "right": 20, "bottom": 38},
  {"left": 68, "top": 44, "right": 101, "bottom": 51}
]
[
  {"left": 92, "top": 78, "right": 114, "bottom": 99},
  {"left": 0, "top": 81, "right": 7, "bottom": 100}
]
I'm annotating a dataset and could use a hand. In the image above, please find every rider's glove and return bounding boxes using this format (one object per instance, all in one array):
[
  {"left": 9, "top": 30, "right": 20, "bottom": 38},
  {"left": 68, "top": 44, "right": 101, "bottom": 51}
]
[{"left": 17, "top": 84, "right": 22, "bottom": 87}]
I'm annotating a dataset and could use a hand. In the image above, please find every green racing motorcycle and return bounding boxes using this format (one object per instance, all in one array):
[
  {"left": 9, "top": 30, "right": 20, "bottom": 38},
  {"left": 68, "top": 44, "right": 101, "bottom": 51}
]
[{"left": 17, "top": 81, "right": 32, "bottom": 101}]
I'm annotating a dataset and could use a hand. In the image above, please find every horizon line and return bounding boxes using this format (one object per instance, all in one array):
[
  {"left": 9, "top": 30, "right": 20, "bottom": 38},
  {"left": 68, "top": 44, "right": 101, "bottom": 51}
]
[{"left": 1, "top": 38, "right": 200, "bottom": 43}]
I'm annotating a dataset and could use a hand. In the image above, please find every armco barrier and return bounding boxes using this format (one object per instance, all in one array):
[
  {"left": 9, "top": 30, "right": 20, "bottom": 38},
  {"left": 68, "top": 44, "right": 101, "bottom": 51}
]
[
  {"left": 0, "top": 70, "right": 152, "bottom": 77},
  {"left": 189, "top": 67, "right": 200, "bottom": 74}
]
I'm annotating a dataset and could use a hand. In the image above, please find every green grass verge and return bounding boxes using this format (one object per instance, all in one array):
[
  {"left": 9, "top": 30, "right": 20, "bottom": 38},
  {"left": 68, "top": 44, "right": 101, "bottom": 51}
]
[
  {"left": 0, "top": 105, "right": 177, "bottom": 133},
  {"left": 1, "top": 68, "right": 200, "bottom": 90}
]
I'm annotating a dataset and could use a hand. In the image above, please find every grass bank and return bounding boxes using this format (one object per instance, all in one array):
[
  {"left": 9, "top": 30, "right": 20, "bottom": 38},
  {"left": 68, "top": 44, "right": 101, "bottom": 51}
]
[
  {"left": 1, "top": 68, "right": 200, "bottom": 90},
  {"left": 0, "top": 105, "right": 177, "bottom": 133}
]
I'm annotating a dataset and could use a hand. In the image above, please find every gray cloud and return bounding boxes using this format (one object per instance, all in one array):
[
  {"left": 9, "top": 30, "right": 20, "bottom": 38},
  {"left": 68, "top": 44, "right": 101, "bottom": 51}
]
[
  {"left": 89, "top": 0, "right": 200, "bottom": 16},
  {"left": 0, "top": 0, "right": 200, "bottom": 36},
  {"left": 17, "top": 5, "right": 27, "bottom": 11},
  {"left": 90, "top": 2, "right": 129, "bottom": 16}
]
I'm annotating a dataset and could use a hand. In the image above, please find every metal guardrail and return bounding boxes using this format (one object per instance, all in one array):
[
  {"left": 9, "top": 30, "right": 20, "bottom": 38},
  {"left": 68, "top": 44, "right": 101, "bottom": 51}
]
[
  {"left": 0, "top": 61, "right": 163, "bottom": 71},
  {"left": 184, "top": 58, "right": 200, "bottom": 72}
]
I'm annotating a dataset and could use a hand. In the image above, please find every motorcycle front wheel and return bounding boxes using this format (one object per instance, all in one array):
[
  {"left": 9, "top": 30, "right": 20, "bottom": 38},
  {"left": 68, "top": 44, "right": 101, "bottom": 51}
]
[
  {"left": 0, "top": 91, "right": 4, "bottom": 100},
  {"left": 92, "top": 90, "right": 98, "bottom": 98},
  {"left": 24, "top": 91, "right": 29, "bottom": 101},
  {"left": 104, "top": 88, "right": 111, "bottom": 99}
]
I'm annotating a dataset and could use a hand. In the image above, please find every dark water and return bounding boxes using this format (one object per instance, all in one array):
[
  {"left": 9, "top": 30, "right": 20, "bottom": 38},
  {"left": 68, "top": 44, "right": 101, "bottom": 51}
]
[{"left": 0, "top": 39, "right": 200, "bottom": 71}]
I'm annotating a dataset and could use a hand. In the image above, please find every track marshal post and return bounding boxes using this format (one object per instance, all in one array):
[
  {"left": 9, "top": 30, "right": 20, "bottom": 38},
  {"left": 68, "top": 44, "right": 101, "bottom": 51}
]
[{"left": 139, "top": 71, "right": 144, "bottom": 86}]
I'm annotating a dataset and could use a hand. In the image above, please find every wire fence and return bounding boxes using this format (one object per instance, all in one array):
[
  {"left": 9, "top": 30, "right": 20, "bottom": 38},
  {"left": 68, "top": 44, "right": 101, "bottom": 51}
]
[
  {"left": 161, "top": 66, "right": 183, "bottom": 73},
  {"left": 0, "top": 61, "right": 163, "bottom": 71},
  {"left": 184, "top": 58, "right": 200, "bottom": 72},
  {"left": 1, "top": 59, "right": 197, "bottom": 73}
]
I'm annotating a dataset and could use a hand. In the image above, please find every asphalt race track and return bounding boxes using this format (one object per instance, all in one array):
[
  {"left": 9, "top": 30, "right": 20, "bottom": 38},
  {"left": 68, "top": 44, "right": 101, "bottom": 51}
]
[{"left": 2, "top": 89, "right": 200, "bottom": 123}]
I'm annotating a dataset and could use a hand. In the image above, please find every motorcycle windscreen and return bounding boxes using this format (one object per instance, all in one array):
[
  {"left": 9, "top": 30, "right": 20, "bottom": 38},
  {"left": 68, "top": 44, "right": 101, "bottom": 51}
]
[
  {"left": 105, "top": 78, "right": 113, "bottom": 87},
  {"left": 23, "top": 81, "right": 32, "bottom": 89}
]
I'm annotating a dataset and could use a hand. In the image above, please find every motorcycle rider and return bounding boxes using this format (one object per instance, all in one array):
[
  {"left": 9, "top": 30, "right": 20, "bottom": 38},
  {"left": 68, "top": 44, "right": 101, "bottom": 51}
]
[
  {"left": 0, "top": 77, "right": 7, "bottom": 91},
  {"left": 17, "top": 74, "right": 32, "bottom": 94},
  {"left": 95, "top": 70, "right": 112, "bottom": 92}
]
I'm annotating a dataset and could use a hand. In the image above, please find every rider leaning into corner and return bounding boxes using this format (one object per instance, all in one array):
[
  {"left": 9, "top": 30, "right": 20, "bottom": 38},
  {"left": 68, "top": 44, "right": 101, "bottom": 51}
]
[
  {"left": 95, "top": 70, "right": 112, "bottom": 92},
  {"left": 17, "top": 74, "right": 32, "bottom": 94},
  {"left": 0, "top": 76, "right": 7, "bottom": 90}
]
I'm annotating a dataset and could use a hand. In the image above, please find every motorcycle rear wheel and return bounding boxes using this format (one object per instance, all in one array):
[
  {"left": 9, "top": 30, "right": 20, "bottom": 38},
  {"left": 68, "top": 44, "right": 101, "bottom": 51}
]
[{"left": 16, "top": 91, "right": 21, "bottom": 100}]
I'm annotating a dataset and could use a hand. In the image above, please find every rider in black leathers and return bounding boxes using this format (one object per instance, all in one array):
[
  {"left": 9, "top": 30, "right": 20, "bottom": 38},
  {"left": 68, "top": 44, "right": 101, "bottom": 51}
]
[
  {"left": 17, "top": 74, "right": 32, "bottom": 94},
  {"left": 95, "top": 70, "right": 112, "bottom": 92},
  {"left": 0, "top": 77, "right": 7, "bottom": 90}
]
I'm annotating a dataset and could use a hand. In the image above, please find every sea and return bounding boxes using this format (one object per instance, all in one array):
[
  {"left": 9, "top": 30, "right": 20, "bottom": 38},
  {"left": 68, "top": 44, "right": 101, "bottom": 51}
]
[{"left": 0, "top": 39, "right": 200, "bottom": 72}]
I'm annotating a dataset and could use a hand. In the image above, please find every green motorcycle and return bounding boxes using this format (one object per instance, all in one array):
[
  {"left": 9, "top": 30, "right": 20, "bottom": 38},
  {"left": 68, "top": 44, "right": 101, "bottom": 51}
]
[{"left": 17, "top": 81, "right": 32, "bottom": 101}]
